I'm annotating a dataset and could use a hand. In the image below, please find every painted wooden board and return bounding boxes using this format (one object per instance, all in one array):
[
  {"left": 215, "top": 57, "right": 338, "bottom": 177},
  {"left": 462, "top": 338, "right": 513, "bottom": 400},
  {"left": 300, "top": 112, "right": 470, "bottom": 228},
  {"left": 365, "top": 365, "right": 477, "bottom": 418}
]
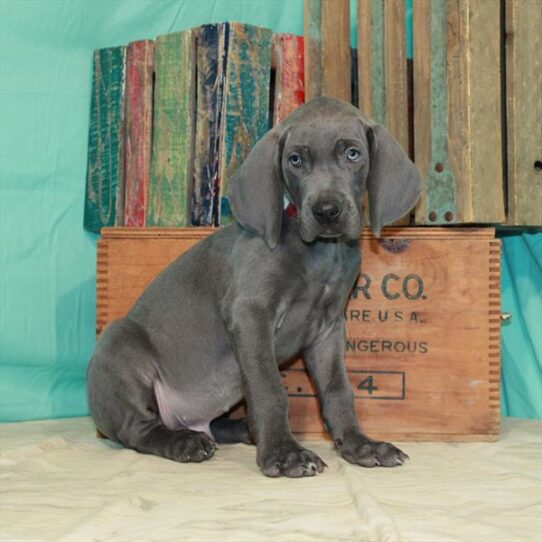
[
  {"left": 384, "top": 0, "right": 408, "bottom": 153},
  {"left": 304, "top": 0, "right": 351, "bottom": 102},
  {"left": 357, "top": 0, "right": 372, "bottom": 117},
  {"left": 357, "top": 0, "right": 410, "bottom": 226},
  {"left": 413, "top": 0, "right": 505, "bottom": 225},
  {"left": 96, "top": 227, "right": 500, "bottom": 442},
  {"left": 272, "top": 34, "right": 305, "bottom": 125},
  {"left": 147, "top": 31, "right": 196, "bottom": 227},
  {"left": 217, "top": 23, "right": 272, "bottom": 224},
  {"left": 124, "top": 40, "right": 154, "bottom": 228},
  {"left": 304, "top": 0, "right": 322, "bottom": 102},
  {"left": 412, "top": 0, "right": 431, "bottom": 216},
  {"left": 84, "top": 46, "right": 126, "bottom": 232},
  {"left": 505, "top": 0, "right": 542, "bottom": 226},
  {"left": 191, "top": 24, "right": 228, "bottom": 227}
]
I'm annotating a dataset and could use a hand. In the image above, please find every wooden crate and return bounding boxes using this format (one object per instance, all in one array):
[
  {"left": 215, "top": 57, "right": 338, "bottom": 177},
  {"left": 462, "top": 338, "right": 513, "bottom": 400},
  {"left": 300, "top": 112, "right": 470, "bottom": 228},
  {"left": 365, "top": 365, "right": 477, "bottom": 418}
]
[
  {"left": 345, "top": 0, "right": 507, "bottom": 225},
  {"left": 97, "top": 227, "right": 501, "bottom": 442}
]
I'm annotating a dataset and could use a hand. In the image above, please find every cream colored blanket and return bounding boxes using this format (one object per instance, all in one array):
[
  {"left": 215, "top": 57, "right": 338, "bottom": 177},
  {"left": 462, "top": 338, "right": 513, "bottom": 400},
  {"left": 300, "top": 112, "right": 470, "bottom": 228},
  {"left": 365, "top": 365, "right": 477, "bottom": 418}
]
[{"left": 1, "top": 417, "right": 541, "bottom": 542}]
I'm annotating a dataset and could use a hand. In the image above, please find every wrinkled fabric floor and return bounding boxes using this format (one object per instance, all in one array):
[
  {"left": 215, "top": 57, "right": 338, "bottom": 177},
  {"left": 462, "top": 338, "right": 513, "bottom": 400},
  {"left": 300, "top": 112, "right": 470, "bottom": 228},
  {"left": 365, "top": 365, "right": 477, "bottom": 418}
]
[{"left": 1, "top": 417, "right": 541, "bottom": 542}]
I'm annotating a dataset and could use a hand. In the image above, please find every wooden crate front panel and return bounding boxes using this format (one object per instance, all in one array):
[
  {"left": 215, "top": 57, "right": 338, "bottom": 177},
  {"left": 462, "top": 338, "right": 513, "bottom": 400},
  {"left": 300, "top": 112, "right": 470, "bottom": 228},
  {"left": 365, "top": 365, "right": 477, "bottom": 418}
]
[
  {"left": 283, "top": 235, "right": 500, "bottom": 441},
  {"left": 97, "top": 227, "right": 500, "bottom": 441}
]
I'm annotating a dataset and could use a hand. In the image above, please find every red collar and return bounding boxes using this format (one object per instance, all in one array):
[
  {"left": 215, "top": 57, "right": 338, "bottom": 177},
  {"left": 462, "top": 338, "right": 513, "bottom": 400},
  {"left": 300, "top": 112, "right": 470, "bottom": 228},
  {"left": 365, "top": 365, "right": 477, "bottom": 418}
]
[{"left": 286, "top": 203, "right": 297, "bottom": 217}]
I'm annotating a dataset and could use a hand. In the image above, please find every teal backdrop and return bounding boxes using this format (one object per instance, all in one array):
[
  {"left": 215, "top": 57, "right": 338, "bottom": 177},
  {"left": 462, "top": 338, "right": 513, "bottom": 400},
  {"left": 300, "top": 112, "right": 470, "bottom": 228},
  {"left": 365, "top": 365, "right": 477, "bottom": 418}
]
[{"left": 1, "top": 0, "right": 540, "bottom": 422}]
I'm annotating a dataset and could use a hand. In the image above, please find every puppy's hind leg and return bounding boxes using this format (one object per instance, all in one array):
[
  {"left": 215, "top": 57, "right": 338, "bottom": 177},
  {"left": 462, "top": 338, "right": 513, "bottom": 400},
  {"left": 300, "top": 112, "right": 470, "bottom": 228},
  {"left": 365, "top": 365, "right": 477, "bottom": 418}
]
[
  {"left": 210, "top": 416, "right": 254, "bottom": 445},
  {"left": 87, "top": 319, "right": 216, "bottom": 463}
]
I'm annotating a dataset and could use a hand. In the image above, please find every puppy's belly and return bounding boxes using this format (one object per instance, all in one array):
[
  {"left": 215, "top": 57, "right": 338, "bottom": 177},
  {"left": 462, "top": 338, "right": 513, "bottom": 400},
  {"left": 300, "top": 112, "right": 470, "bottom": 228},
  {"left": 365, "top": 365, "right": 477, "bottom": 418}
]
[{"left": 154, "top": 376, "right": 243, "bottom": 437}]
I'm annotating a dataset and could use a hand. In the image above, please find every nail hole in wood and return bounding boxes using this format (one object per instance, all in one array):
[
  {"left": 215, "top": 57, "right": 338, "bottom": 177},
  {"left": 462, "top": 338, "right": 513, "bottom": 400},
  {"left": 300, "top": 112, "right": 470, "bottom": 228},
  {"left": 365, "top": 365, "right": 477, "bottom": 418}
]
[{"left": 534, "top": 160, "right": 542, "bottom": 172}]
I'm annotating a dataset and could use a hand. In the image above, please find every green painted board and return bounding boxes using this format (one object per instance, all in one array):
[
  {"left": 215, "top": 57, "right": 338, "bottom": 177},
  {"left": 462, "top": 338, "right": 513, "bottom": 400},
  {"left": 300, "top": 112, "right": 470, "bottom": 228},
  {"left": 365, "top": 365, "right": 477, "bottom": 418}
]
[
  {"left": 370, "top": 0, "right": 386, "bottom": 125},
  {"left": 218, "top": 23, "right": 273, "bottom": 224},
  {"left": 147, "top": 30, "right": 196, "bottom": 227},
  {"left": 413, "top": 0, "right": 503, "bottom": 224},
  {"left": 84, "top": 46, "right": 126, "bottom": 233},
  {"left": 424, "top": 0, "right": 456, "bottom": 224}
]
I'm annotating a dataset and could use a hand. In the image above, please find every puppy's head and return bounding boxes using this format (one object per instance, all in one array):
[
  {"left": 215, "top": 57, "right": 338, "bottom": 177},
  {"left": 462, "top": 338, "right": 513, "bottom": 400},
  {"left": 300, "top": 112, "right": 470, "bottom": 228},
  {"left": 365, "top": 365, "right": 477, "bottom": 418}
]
[{"left": 229, "top": 97, "right": 421, "bottom": 249}]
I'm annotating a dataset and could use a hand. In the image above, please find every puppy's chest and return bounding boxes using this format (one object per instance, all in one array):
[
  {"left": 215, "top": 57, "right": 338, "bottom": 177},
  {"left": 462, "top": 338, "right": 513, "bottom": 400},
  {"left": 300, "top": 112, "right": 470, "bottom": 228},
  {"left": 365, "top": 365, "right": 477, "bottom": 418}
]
[
  {"left": 306, "top": 246, "right": 358, "bottom": 312},
  {"left": 274, "top": 262, "right": 355, "bottom": 358},
  {"left": 305, "top": 271, "right": 350, "bottom": 320}
]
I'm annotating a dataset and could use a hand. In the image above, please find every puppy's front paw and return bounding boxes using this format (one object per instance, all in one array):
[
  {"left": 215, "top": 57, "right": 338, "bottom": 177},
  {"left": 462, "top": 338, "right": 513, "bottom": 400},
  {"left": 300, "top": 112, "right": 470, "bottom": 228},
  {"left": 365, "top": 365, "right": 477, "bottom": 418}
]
[
  {"left": 337, "top": 434, "right": 408, "bottom": 468},
  {"left": 259, "top": 440, "right": 327, "bottom": 478}
]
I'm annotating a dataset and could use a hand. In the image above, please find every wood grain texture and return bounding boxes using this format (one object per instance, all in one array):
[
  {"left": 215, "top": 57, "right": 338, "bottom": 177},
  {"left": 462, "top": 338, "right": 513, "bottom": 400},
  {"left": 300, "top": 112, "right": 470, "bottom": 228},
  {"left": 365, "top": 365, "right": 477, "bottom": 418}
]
[
  {"left": 147, "top": 31, "right": 196, "bottom": 227},
  {"left": 464, "top": 0, "right": 504, "bottom": 224},
  {"left": 357, "top": 0, "right": 372, "bottom": 116},
  {"left": 358, "top": 0, "right": 409, "bottom": 225},
  {"left": 305, "top": 0, "right": 351, "bottom": 102},
  {"left": 369, "top": 0, "right": 385, "bottom": 124},
  {"left": 100, "top": 226, "right": 495, "bottom": 240},
  {"left": 412, "top": 0, "right": 431, "bottom": 222},
  {"left": 304, "top": 0, "right": 322, "bottom": 102},
  {"left": 385, "top": 0, "right": 409, "bottom": 225},
  {"left": 272, "top": 34, "right": 305, "bottom": 125},
  {"left": 97, "top": 227, "right": 500, "bottom": 442},
  {"left": 321, "top": 0, "right": 351, "bottom": 101},
  {"left": 218, "top": 23, "right": 272, "bottom": 224},
  {"left": 414, "top": 0, "right": 505, "bottom": 225},
  {"left": 505, "top": 0, "right": 542, "bottom": 225},
  {"left": 424, "top": 0, "right": 457, "bottom": 224},
  {"left": 84, "top": 46, "right": 126, "bottom": 232},
  {"left": 124, "top": 40, "right": 154, "bottom": 228},
  {"left": 384, "top": 0, "right": 408, "bottom": 152},
  {"left": 192, "top": 24, "right": 227, "bottom": 226}
]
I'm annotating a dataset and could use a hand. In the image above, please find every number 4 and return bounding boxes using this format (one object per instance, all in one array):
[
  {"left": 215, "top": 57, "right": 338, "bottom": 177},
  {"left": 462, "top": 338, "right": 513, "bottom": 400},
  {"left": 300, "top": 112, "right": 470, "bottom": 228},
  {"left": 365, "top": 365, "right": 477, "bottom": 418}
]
[{"left": 358, "top": 375, "right": 378, "bottom": 395}]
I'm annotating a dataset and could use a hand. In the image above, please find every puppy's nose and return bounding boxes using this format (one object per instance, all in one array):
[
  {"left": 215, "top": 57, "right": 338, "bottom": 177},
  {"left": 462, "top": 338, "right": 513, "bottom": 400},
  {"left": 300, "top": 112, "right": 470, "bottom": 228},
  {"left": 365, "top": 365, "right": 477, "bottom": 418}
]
[{"left": 312, "top": 200, "right": 342, "bottom": 223}]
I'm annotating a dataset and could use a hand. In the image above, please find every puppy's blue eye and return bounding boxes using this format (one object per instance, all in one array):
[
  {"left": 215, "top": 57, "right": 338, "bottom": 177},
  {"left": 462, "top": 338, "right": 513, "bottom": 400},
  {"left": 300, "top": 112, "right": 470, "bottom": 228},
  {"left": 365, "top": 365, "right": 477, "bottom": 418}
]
[
  {"left": 288, "top": 153, "right": 303, "bottom": 167},
  {"left": 346, "top": 148, "right": 361, "bottom": 162}
]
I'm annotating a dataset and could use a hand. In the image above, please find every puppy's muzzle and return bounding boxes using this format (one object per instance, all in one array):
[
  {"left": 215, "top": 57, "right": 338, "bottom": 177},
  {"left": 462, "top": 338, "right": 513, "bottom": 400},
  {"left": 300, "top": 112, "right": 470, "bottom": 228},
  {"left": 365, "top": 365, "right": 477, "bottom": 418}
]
[{"left": 312, "top": 200, "right": 343, "bottom": 225}]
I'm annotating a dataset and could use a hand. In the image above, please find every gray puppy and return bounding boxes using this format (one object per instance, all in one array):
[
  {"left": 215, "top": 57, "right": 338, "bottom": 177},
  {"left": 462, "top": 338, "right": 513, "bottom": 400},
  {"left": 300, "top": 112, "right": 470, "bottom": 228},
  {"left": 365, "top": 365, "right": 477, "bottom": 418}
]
[{"left": 88, "top": 97, "right": 421, "bottom": 478}]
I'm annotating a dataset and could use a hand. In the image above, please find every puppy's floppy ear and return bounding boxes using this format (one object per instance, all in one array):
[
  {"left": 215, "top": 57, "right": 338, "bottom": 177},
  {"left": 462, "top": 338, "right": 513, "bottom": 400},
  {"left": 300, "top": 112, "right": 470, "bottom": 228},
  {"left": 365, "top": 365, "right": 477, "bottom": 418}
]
[
  {"left": 228, "top": 128, "right": 285, "bottom": 250},
  {"left": 366, "top": 124, "right": 421, "bottom": 237}
]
